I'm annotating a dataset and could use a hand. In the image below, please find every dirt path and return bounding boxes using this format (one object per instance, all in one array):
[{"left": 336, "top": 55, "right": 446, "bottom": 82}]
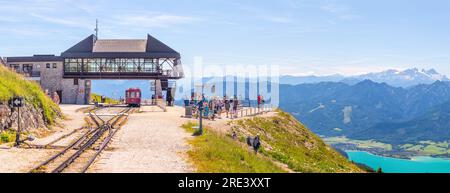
[{"left": 89, "top": 106, "right": 194, "bottom": 173}]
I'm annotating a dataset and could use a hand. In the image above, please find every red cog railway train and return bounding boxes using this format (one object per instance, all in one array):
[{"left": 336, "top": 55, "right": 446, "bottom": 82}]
[{"left": 125, "top": 88, "right": 141, "bottom": 107}]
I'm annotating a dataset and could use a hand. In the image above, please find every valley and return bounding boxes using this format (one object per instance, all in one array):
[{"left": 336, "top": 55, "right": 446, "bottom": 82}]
[{"left": 279, "top": 70, "right": 450, "bottom": 159}]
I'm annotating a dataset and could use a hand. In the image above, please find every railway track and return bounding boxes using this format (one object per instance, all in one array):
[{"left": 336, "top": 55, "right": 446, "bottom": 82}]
[{"left": 30, "top": 106, "right": 132, "bottom": 173}]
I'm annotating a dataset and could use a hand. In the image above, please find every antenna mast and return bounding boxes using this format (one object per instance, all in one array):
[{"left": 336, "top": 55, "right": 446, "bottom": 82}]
[{"left": 95, "top": 19, "right": 99, "bottom": 39}]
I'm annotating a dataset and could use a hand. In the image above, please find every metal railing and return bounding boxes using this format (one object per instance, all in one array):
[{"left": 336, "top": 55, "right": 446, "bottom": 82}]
[
  {"left": 188, "top": 104, "right": 274, "bottom": 120},
  {"left": 233, "top": 104, "right": 274, "bottom": 119}
]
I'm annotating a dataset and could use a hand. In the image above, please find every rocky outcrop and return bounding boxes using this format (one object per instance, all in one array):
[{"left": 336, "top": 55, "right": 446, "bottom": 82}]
[{"left": 0, "top": 102, "right": 47, "bottom": 131}]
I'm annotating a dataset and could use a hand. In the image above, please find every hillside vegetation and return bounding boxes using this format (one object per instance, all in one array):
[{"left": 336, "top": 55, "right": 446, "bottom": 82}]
[
  {"left": 0, "top": 65, "right": 60, "bottom": 125},
  {"left": 182, "top": 122, "right": 285, "bottom": 173},
  {"left": 183, "top": 110, "right": 363, "bottom": 173},
  {"left": 91, "top": 93, "right": 119, "bottom": 104}
]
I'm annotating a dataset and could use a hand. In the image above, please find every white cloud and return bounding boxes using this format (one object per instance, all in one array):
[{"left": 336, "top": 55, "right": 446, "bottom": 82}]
[
  {"left": 114, "top": 14, "right": 200, "bottom": 28},
  {"left": 29, "top": 13, "right": 92, "bottom": 29},
  {"left": 265, "top": 16, "right": 293, "bottom": 24},
  {"left": 321, "top": 3, "right": 349, "bottom": 13},
  {"left": 320, "top": 3, "right": 361, "bottom": 21}
]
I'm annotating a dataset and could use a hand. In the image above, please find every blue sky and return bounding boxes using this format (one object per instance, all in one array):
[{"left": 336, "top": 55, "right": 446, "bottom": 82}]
[{"left": 1, "top": 0, "right": 450, "bottom": 76}]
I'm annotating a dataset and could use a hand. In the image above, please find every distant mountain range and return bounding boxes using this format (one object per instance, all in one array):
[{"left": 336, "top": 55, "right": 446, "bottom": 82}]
[
  {"left": 279, "top": 80, "right": 450, "bottom": 144},
  {"left": 280, "top": 68, "right": 450, "bottom": 88}
]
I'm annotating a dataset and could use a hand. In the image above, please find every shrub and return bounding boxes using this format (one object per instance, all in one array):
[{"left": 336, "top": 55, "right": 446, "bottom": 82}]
[{"left": 0, "top": 130, "right": 16, "bottom": 144}]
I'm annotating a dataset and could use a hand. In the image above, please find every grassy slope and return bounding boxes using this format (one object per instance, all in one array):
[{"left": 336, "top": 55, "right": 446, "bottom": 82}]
[
  {"left": 0, "top": 65, "right": 60, "bottom": 125},
  {"left": 91, "top": 93, "right": 119, "bottom": 104},
  {"left": 233, "top": 110, "right": 363, "bottom": 173},
  {"left": 182, "top": 122, "right": 286, "bottom": 173},
  {"left": 183, "top": 110, "right": 363, "bottom": 173}
]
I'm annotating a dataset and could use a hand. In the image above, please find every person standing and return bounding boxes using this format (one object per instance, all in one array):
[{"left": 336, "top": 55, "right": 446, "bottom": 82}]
[
  {"left": 257, "top": 94, "right": 261, "bottom": 109},
  {"left": 217, "top": 99, "right": 223, "bottom": 119},
  {"left": 225, "top": 97, "right": 230, "bottom": 118},
  {"left": 231, "top": 99, "right": 235, "bottom": 119},
  {"left": 233, "top": 95, "right": 238, "bottom": 118},
  {"left": 52, "top": 92, "right": 60, "bottom": 104}
]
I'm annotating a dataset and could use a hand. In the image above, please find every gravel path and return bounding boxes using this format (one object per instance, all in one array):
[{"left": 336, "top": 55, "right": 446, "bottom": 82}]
[
  {"left": 30, "top": 104, "right": 90, "bottom": 146},
  {"left": 89, "top": 106, "right": 194, "bottom": 173}
]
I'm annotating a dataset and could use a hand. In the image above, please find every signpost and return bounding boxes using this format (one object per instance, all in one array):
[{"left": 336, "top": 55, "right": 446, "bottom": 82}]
[{"left": 9, "top": 97, "right": 24, "bottom": 147}]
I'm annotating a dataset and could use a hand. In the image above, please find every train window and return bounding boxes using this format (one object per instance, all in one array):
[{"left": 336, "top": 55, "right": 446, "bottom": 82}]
[
  {"left": 136, "top": 92, "right": 140, "bottom": 98},
  {"left": 131, "top": 92, "right": 136, "bottom": 98}
]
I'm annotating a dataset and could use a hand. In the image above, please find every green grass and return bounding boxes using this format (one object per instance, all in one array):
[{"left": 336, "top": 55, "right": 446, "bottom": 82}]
[
  {"left": 398, "top": 141, "right": 449, "bottom": 156},
  {"left": 404, "top": 145, "right": 424, "bottom": 151},
  {"left": 325, "top": 136, "right": 393, "bottom": 150},
  {"left": 234, "top": 110, "right": 363, "bottom": 173},
  {"left": 182, "top": 122, "right": 286, "bottom": 173},
  {"left": 91, "top": 93, "right": 119, "bottom": 104},
  {"left": 0, "top": 65, "right": 60, "bottom": 125},
  {"left": 422, "top": 145, "right": 447, "bottom": 155},
  {"left": 400, "top": 144, "right": 415, "bottom": 149},
  {"left": 0, "top": 129, "right": 16, "bottom": 144}
]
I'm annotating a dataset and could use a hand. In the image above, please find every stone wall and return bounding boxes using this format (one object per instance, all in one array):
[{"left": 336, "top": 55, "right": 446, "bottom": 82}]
[
  {"left": 0, "top": 103, "right": 46, "bottom": 131},
  {"left": 39, "top": 61, "right": 85, "bottom": 104}
]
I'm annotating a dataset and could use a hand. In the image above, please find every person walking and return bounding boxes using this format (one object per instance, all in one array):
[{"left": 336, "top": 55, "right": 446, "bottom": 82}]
[{"left": 253, "top": 135, "right": 261, "bottom": 154}]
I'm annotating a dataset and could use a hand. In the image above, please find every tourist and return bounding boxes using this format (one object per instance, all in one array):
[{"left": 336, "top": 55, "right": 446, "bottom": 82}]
[
  {"left": 217, "top": 99, "right": 223, "bottom": 119},
  {"left": 232, "top": 131, "right": 237, "bottom": 140},
  {"left": 253, "top": 135, "right": 261, "bottom": 154},
  {"left": 257, "top": 94, "right": 261, "bottom": 109},
  {"left": 225, "top": 97, "right": 230, "bottom": 118},
  {"left": 204, "top": 102, "right": 209, "bottom": 119},
  {"left": 229, "top": 99, "right": 234, "bottom": 119},
  {"left": 233, "top": 95, "right": 238, "bottom": 118},
  {"left": 52, "top": 92, "right": 60, "bottom": 104}
]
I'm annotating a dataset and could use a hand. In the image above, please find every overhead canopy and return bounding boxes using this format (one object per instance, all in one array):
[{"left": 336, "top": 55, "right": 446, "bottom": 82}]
[{"left": 61, "top": 34, "right": 180, "bottom": 59}]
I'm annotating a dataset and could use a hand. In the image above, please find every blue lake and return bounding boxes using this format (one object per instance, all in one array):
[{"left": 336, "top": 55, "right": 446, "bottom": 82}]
[{"left": 346, "top": 151, "right": 450, "bottom": 173}]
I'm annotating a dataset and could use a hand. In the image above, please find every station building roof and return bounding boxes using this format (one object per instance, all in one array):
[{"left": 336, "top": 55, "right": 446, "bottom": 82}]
[
  {"left": 6, "top": 55, "right": 63, "bottom": 63},
  {"left": 61, "top": 34, "right": 180, "bottom": 59}
]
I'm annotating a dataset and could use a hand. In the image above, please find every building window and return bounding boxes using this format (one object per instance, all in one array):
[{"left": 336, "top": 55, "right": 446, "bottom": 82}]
[
  {"left": 10, "top": 64, "right": 20, "bottom": 72},
  {"left": 46, "top": 63, "right": 50, "bottom": 68},
  {"left": 64, "top": 58, "right": 82, "bottom": 72},
  {"left": 74, "top": 78, "right": 79, "bottom": 85},
  {"left": 23, "top": 64, "right": 33, "bottom": 74},
  {"left": 52, "top": 63, "right": 57, "bottom": 68}
]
